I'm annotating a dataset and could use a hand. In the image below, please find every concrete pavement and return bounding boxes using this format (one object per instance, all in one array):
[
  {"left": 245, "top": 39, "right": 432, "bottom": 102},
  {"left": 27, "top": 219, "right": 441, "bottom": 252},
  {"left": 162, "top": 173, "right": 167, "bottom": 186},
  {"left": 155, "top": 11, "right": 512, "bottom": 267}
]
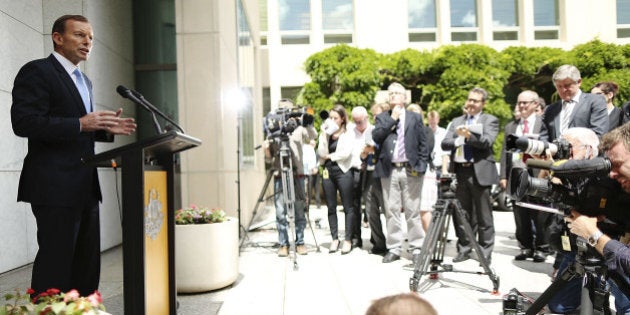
[{"left": 0, "top": 206, "right": 609, "bottom": 314}]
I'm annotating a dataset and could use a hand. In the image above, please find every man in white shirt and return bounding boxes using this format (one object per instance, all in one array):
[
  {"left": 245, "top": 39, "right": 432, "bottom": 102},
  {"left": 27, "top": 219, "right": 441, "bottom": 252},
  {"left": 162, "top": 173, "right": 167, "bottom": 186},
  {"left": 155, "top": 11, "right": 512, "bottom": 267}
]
[{"left": 349, "top": 106, "right": 371, "bottom": 248}]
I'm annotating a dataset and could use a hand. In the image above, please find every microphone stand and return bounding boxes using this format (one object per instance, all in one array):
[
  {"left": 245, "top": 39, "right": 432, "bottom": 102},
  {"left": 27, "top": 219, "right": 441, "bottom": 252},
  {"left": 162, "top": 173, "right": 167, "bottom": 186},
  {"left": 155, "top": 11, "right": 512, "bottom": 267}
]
[{"left": 131, "top": 90, "right": 185, "bottom": 134}]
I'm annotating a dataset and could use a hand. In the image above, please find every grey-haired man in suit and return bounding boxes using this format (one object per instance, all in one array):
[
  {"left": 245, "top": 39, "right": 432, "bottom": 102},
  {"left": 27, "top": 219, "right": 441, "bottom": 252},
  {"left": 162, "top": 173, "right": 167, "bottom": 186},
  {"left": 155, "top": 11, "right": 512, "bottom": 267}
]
[
  {"left": 540, "top": 64, "right": 608, "bottom": 141},
  {"left": 442, "top": 87, "right": 499, "bottom": 265},
  {"left": 499, "top": 90, "right": 550, "bottom": 262}
]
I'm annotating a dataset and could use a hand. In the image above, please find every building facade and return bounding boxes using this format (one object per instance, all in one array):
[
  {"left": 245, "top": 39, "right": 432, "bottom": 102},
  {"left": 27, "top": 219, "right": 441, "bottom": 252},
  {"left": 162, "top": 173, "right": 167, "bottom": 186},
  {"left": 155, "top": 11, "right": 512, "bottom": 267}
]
[
  {"left": 1, "top": 0, "right": 629, "bottom": 275},
  {"left": 262, "top": 0, "right": 630, "bottom": 105}
]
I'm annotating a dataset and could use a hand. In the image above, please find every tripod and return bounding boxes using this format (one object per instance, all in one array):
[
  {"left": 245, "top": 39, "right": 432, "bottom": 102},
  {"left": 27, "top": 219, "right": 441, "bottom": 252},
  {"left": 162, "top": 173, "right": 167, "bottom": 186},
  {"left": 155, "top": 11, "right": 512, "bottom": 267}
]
[
  {"left": 241, "top": 136, "right": 320, "bottom": 268},
  {"left": 524, "top": 238, "right": 630, "bottom": 315},
  {"left": 409, "top": 179, "right": 500, "bottom": 293}
]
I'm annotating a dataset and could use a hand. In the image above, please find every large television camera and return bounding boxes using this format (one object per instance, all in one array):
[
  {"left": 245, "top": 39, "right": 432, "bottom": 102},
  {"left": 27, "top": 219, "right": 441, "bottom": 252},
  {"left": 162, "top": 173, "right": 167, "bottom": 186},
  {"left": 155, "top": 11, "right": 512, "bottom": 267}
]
[
  {"left": 508, "top": 157, "right": 620, "bottom": 217},
  {"left": 263, "top": 106, "right": 314, "bottom": 138}
]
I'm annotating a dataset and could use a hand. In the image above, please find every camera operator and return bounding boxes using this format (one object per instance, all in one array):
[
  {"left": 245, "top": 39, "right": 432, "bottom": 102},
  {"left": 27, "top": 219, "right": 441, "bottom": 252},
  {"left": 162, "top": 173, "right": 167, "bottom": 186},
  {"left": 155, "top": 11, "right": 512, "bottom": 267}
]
[
  {"left": 263, "top": 99, "right": 317, "bottom": 257},
  {"left": 565, "top": 123, "right": 630, "bottom": 313},
  {"left": 545, "top": 127, "right": 630, "bottom": 314}
]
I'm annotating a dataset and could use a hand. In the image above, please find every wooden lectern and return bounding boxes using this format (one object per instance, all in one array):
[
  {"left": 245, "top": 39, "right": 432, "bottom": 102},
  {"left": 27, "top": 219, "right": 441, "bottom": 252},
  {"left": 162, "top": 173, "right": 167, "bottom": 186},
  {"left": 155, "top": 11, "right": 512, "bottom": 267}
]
[{"left": 83, "top": 131, "right": 201, "bottom": 315}]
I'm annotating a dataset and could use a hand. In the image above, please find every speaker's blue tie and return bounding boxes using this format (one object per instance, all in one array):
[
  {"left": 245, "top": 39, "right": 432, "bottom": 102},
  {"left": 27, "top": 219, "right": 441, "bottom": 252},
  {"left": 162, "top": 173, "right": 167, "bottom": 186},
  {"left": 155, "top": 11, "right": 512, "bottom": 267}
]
[
  {"left": 463, "top": 116, "right": 473, "bottom": 161},
  {"left": 73, "top": 68, "right": 91, "bottom": 113}
]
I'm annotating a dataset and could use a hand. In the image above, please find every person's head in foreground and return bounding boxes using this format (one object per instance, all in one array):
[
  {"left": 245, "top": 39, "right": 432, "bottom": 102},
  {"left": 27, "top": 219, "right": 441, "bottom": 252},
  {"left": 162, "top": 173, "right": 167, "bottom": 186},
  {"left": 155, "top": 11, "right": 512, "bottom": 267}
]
[{"left": 365, "top": 293, "right": 437, "bottom": 315}]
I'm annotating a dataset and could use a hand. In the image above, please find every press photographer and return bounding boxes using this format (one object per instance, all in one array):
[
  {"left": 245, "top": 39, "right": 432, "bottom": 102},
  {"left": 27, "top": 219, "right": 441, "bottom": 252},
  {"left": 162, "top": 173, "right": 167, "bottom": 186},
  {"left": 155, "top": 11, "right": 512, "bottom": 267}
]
[
  {"left": 262, "top": 99, "right": 317, "bottom": 257},
  {"left": 565, "top": 124, "right": 630, "bottom": 313},
  {"left": 508, "top": 127, "right": 630, "bottom": 314}
]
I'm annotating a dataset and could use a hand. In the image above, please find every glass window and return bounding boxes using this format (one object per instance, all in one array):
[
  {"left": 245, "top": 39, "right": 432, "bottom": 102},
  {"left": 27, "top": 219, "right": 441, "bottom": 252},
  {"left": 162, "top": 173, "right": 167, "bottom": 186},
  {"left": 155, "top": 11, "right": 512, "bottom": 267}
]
[
  {"left": 259, "top": 0, "right": 268, "bottom": 32},
  {"left": 450, "top": 0, "right": 477, "bottom": 27},
  {"left": 492, "top": 0, "right": 518, "bottom": 27},
  {"left": 408, "top": 0, "right": 436, "bottom": 28},
  {"left": 322, "top": 0, "right": 353, "bottom": 30},
  {"left": 279, "top": 0, "right": 310, "bottom": 31},
  {"left": 533, "top": 0, "right": 558, "bottom": 26},
  {"left": 618, "top": 0, "right": 630, "bottom": 24}
]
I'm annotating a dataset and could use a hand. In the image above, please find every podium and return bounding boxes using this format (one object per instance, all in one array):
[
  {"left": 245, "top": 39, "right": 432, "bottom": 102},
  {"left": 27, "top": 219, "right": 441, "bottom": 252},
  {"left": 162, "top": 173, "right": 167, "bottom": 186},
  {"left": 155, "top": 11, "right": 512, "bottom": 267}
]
[{"left": 83, "top": 131, "right": 201, "bottom": 315}]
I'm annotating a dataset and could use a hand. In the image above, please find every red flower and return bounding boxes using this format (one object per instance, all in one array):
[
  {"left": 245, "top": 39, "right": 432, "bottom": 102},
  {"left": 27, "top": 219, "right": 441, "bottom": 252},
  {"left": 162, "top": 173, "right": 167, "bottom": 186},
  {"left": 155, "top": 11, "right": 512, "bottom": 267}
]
[
  {"left": 46, "top": 288, "right": 60, "bottom": 295},
  {"left": 26, "top": 288, "right": 35, "bottom": 295}
]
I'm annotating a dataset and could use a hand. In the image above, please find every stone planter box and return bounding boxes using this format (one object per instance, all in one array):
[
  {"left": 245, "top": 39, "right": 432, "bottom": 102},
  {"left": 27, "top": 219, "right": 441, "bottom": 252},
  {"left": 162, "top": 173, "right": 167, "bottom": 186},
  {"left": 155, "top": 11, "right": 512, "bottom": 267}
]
[{"left": 175, "top": 217, "right": 239, "bottom": 293}]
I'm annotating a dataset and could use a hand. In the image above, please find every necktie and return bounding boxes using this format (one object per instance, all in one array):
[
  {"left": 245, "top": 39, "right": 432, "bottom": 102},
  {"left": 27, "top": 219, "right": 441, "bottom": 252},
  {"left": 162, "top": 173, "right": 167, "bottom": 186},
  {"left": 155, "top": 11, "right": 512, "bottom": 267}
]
[
  {"left": 560, "top": 101, "right": 570, "bottom": 134},
  {"left": 522, "top": 120, "right": 530, "bottom": 163},
  {"left": 394, "top": 114, "right": 406, "bottom": 161},
  {"left": 463, "top": 116, "right": 473, "bottom": 161},
  {"left": 73, "top": 68, "right": 91, "bottom": 113}
]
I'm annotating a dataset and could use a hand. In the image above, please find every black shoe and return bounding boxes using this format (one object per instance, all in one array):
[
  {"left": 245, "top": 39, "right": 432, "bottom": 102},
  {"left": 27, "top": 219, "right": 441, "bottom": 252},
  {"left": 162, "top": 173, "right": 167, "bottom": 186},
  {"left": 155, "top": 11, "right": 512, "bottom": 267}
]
[
  {"left": 352, "top": 238, "right": 363, "bottom": 249},
  {"left": 533, "top": 251, "right": 547, "bottom": 263},
  {"left": 514, "top": 249, "right": 533, "bottom": 261},
  {"left": 382, "top": 252, "right": 400, "bottom": 263},
  {"left": 452, "top": 253, "right": 470, "bottom": 263},
  {"left": 370, "top": 247, "right": 387, "bottom": 255}
]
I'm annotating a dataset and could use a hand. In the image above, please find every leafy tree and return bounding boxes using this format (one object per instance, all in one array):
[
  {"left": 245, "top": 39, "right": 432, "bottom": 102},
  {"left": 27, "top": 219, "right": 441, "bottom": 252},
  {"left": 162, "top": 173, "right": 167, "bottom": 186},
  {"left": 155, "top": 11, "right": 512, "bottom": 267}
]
[{"left": 300, "top": 44, "right": 382, "bottom": 124}]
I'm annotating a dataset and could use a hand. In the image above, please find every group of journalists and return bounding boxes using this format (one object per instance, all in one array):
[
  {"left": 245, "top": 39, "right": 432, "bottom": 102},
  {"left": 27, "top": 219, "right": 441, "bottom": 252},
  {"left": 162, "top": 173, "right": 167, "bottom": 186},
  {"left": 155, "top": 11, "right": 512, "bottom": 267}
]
[{"left": 263, "top": 64, "right": 630, "bottom": 314}]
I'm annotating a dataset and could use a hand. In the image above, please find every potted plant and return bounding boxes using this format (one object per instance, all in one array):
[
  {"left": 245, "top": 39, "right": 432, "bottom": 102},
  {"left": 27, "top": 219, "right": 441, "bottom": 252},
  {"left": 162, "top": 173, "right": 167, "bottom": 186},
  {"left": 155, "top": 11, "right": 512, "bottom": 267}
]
[
  {"left": 1, "top": 288, "right": 109, "bottom": 315},
  {"left": 174, "top": 205, "right": 239, "bottom": 293}
]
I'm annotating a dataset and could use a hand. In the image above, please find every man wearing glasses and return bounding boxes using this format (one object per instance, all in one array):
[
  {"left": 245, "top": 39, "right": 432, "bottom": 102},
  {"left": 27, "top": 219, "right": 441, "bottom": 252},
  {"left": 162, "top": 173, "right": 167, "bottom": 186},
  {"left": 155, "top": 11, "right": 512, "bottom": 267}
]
[
  {"left": 540, "top": 64, "right": 608, "bottom": 141},
  {"left": 373, "top": 82, "right": 429, "bottom": 263},
  {"left": 442, "top": 87, "right": 499, "bottom": 264},
  {"left": 499, "top": 90, "right": 550, "bottom": 262}
]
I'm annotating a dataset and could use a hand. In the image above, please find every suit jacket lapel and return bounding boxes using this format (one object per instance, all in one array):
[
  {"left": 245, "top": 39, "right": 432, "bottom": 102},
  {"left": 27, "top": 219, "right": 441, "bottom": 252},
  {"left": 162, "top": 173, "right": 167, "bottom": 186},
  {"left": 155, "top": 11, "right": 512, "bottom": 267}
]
[{"left": 48, "top": 55, "right": 88, "bottom": 115}]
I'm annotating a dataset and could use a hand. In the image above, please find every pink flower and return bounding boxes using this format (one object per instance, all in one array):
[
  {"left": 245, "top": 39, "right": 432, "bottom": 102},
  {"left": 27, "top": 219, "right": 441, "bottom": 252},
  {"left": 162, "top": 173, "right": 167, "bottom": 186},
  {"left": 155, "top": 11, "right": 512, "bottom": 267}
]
[
  {"left": 64, "top": 289, "right": 80, "bottom": 302},
  {"left": 87, "top": 291, "right": 103, "bottom": 307}
]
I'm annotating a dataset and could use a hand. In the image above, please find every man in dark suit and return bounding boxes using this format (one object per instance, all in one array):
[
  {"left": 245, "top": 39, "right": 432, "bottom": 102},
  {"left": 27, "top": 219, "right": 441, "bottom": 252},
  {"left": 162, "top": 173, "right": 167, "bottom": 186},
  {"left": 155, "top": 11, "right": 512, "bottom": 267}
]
[
  {"left": 540, "top": 64, "right": 608, "bottom": 141},
  {"left": 499, "top": 90, "right": 550, "bottom": 262},
  {"left": 11, "top": 15, "right": 136, "bottom": 296},
  {"left": 373, "top": 82, "right": 429, "bottom": 263},
  {"left": 442, "top": 87, "right": 499, "bottom": 264}
]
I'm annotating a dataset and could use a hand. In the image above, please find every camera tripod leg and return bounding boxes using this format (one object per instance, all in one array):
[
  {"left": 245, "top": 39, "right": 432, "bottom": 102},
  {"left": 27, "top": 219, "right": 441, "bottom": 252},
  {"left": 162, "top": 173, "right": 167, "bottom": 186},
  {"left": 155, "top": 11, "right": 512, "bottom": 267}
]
[
  {"left": 525, "top": 262, "right": 583, "bottom": 315},
  {"left": 304, "top": 177, "right": 320, "bottom": 252},
  {"left": 410, "top": 200, "right": 451, "bottom": 291},
  {"left": 239, "top": 169, "right": 275, "bottom": 249},
  {"left": 451, "top": 199, "right": 500, "bottom": 294}
]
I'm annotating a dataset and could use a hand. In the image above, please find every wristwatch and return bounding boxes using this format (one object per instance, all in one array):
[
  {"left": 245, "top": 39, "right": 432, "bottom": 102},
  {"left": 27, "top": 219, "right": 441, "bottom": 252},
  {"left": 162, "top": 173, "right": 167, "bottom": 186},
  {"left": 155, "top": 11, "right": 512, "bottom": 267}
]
[{"left": 588, "top": 230, "right": 604, "bottom": 246}]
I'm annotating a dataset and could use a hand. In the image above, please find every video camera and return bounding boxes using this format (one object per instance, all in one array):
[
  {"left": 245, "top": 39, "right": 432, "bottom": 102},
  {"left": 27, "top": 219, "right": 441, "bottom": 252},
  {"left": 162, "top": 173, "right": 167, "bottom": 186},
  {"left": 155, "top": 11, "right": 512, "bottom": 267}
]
[
  {"left": 508, "top": 157, "right": 618, "bottom": 217},
  {"left": 263, "top": 106, "right": 314, "bottom": 138},
  {"left": 506, "top": 134, "right": 571, "bottom": 159},
  {"left": 438, "top": 173, "right": 457, "bottom": 199}
]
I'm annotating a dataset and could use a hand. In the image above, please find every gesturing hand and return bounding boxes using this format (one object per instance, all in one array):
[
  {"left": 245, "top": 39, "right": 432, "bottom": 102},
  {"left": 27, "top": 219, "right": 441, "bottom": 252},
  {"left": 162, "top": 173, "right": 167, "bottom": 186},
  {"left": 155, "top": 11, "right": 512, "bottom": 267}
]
[{"left": 80, "top": 108, "right": 136, "bottom": 135}]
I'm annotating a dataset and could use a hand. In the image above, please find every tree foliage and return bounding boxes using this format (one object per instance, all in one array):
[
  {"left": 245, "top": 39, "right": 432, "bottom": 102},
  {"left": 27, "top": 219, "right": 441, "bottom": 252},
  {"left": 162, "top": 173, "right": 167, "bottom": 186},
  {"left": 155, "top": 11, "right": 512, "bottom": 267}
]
[
  {"left": 300, "top": 44, "right": 382, "bottom": 124},
  {"left": 299, "top": 40, "right": 630, "bottom": 160}
]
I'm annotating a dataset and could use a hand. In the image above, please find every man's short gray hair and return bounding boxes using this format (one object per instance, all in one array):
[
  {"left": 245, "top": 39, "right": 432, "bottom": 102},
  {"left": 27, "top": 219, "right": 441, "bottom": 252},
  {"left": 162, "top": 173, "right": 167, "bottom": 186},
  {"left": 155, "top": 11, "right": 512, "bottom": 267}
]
[
  {"left": 470, "top": 87, "right": 489, "bottom": 102},
  {"left": 351, "top": 106, "right": 368, "bottom": 118},
  {"left": 552, "top": 65, "right": 581, "bottom": 83}
]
